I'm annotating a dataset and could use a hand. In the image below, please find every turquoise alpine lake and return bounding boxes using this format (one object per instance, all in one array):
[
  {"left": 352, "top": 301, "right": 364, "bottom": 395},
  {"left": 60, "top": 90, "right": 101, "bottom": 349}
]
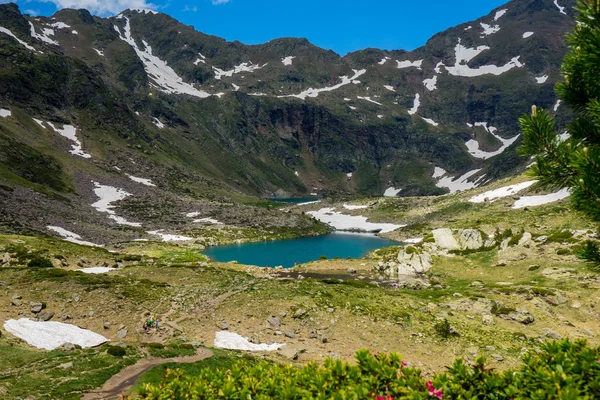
[{"left": 203, "top": 233, "right": 397, "bottom": 268}]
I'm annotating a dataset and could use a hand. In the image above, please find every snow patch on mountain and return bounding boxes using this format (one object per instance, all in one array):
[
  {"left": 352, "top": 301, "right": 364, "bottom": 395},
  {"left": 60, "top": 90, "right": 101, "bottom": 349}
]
[
  {"left": 536, "top": 75, "right": 548, "bottom": 84},
  {"left": 46, "top": 122, "right": 91, "bottom": 159},
  {"left": 126, "top": 174, "right": 156, "bottom": 187},
  {"left": 513, "top": 188, "right": 570, "bottom": 208},
  {"left": 396, "top": 59, "right": 423, "bottom": 70},
  {"left": 49, "top": 21, "right": 70, "bottom": 29},
  {"left": 554, "top": 0, "right": 567, "bottom": 15},
  {"left": 343, "top": 203, "right": 368, "bottom": 210},
  {"left": 378, "top": 56, "right": 391, "bottom": 65},
  {"left": 446, "top": 41, "right": 523, "bottom": 77},
  {"left": 147, "top": 230, "right": 193, "bottom": 241},
  {"left": 47, "top": 226, "right": 104, "bottom": 247},
  {"left": 28, "top": 21, "right": 58, "bottom": 45},
  {"left": 0, "top": 109, "right": 11, "bottom": 118},
  {"left": 357, "top": 96, "right": 382, "bottom": 106},
  {"left": 282, "top": 69, "right": 366, "bottom": 100},
  {"left": 0, "top": 26, "right": 38, "bottom": 52},
  {"left": 480, "top": 23, "right": 500, "bottom": 36},
  {"left": 465, "top": 122, "right": 520, "bottom": 160},
  {"left": 307, "top": 208, "right": 404, "bottom": 233},
  {"left": 423, "top": 75, "right": 438, "bottom": 91},
  {"left": 152, "top": 117, "right": 164, "bottom": 129},
  {"left": 432, "top": 167, "right": 446, "bottom": 179},
  {"left": 193, "top": 217, "right": 222, "bottom": 224},
  {"left": 469, "top": 180, "right": 538, "bottom": 203},
  {"left": 4, "top": 319, "right": 108, "bottom": 350},
  {"left": 554, "top": 99, "right": 562, "bottom": 112},
  {"left": 523, "top": 31, "right": 534, "bottom": 38},
  {"left": 384, "top": 85, "right": 395, "bottom": 92},
  {"left": 408, "top": 94, "right": 420, "bottom": 115},
  {"left": 91, "top": 182, "right": 141, "bottom": 227},
  {"left": 422, "top": 118, "right": 439, "bottom": 127},
  {"left": 384, "top": 187, "right": 401, "bottom": 197},
  {"left": 494, "top": 9, "right": 507, "bottom": 21},
  {"left": 434, "top": 168, "right": 485, "bottom": 193},
  {"left": 282, "top": 56, "right": 295, "bottom": 66},
  {"left": 214, "top": 331, "right": 283, "bottom": 351},
  {"left": 93, "top": 48, "right": 104, "bottom": 56},
  {"left": 213, "top": 62, "right": 266, "bottom": 80},
  {"left": 114, "top": 17, "right": 213, "bottom": 98}
]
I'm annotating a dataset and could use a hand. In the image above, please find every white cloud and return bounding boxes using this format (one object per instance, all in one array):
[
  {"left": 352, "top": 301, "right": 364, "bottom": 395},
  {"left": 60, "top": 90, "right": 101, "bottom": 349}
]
[
  {"left": 212, "top": 0, "right": 231, "bottom": 4},
  {"left": 24, "top": 9, "right": 41, "bottom": 16},
  {"left": 182, "top": 5, "right": 198, "bottom": 11},
  {"left": 39, "top": 0, "right": 157, "bottom": 16}
]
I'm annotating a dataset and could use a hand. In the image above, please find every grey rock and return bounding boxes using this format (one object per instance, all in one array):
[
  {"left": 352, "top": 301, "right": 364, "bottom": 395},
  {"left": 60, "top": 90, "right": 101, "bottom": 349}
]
[
  {"left": 278, "top": 345, "right": 301, "bottom": 360},
  {"left": 284, "top": 331, "right": 295, "bottom": 338},
  {"left": 220, "top": 322, "right": 230, "bottom": 330},
  {"left": 396, "top": 247, "right": 432, "bottom": 276},
  {"left": 38, "top": 310, "right": 54, "bottom": 321},
  {"left": 491, "top": 354, "right": 504, "bottom": 361},
  {"left": 347, "top": 267, "right": 357, "bottom": 274},
  {"left": 482, "top": 315, "right": 495, "bottom": 325},
  {"left": 508, "top": 311, "right": 535, "bottom": 325},
  {"left": 321, "top": 335, "right": 328, "bottom": 343},
  {"left": 485, "top": 346, "right": 496, "bottom": 351},
  {"left": 117, "top": 328, "right": 128, "bottom": 339},
  {"left": 470, "top": 281, "right": 484, "bottom": 288},
  {"left": 293, "top": 309, "right": 307, "bottom": 319},
  {"left": 458, "top": 229, "right": 483, "bottom": 250},
  {"left": 432, "top": 228, "right": 460, "bottom": 250},
  {"left": 58, "top": 362, "right": 74, "bottom": 369},
  {"left": 540, "top": 328, "right": 562, "bottom": 340},
  {"left": 11, "top": 298, "right": 22, "bottom": 306},
  {"left": 266, "top": 316, "right": 280, "bottom": 329},
  {"left": 57, "top": 342, "right": 77, "bottom": 351},
  {"left": 30, "top": 302, "right": 43, "bottom": 314},
  {"left": 103, "top": 321, "right": 111, "bottom": 330}
]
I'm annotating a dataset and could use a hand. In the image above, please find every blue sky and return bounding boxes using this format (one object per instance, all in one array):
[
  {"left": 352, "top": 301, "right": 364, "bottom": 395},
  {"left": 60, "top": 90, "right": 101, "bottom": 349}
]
[{"left": 10, "top": 0, "right": 509, "bottom": 54}]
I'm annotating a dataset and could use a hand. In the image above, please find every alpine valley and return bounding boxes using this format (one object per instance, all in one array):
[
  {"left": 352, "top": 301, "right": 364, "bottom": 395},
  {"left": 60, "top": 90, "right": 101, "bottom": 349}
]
[{"left": 1, "top": 0, "right": 599, "bottom": 399}]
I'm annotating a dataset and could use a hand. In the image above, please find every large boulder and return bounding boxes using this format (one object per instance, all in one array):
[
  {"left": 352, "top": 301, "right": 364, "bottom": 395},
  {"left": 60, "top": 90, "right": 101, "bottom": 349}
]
[
  {"left": 457, "top": 229, "right": 483, "bottom": 250},
  {"left": 397, "top": 247, "right": 432, "bottom": 276},
  {"left": 432, "top": 228, "right": 460, "bottom": 250}
]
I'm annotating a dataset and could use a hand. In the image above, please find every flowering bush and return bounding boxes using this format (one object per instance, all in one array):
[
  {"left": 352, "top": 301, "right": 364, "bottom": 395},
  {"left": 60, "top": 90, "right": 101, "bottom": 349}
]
[{"left": 135, "top": 340, "right": 599, "bottom": 399}]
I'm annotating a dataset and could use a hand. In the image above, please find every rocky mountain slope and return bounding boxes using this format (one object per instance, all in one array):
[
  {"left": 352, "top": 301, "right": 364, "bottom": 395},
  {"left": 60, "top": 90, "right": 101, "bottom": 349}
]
[{"left": 0, "top": 0, "right": 577, "bottom": 240}]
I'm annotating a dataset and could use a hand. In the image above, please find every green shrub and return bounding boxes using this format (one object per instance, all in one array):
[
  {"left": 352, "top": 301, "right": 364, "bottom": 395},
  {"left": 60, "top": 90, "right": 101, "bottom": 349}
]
[
  {"left": 556, "top": 248, "right": 572, "bottom": 255},
  {"left": 134, "top": 340, "right": 600, "bottom": 399},
  {"left": 547, "top": 230, "right": 575, "bottom": 244},
  {"left": 318, "top": 255, "right": 327, "bottom": 260},
  {"left": 434, "top": 318, "right": 458, "bottom": 339},
  {"left": 107, "top": 346, "right": 127, "bottom": 357},
  {"left": 27, "top": 256, "right": 53, "bottom": 268},
  {"left": 143, "top": 342, "right": 165, "bottom": 349},
  {"left": 528, "top": 265, "right": 541, "bottom": 271}
]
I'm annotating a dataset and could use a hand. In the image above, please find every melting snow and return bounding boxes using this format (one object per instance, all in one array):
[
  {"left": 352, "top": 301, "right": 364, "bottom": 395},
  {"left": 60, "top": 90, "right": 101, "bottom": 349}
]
[
  {"left": 469, "top": 180, "right": 538, "bottom": 203},
  {"left": 434, "top": 168, "right": 485, "bottom": 193},
  {"left": 377, "top": 115, "right": 384, "bottom": 119},
  {"left": 464, "top": 26, "right": 472, "bottom": 31},
  {"left": 231, "top": 83, "right": 240, "bottom": 91},
  {"left": 49, "top": 22, "right": 70, "bottom": 29},
  {"left": 480, "top": 23, "right": 500, "bottom": 36},
  {"left": 213, "top": 62, "right": 266, "bottom": 80},
  {"left": 91, "top": 182, "right": 141, "bottom": 227},
  {"left": 152, "top": 117, "right": 164, "bottom": 129},
  {"left": 405, "top": 238, "right": 423, "bottom": 244},
  {"left": 127, "top": 8, "right": 159, "bottom": 15},
  {"left": 434, "top": 61, "right": 445, "bottom": 74},
  {"left": 384, "top": 187, "right": 401, "bottom": 197},
  {"left": 523, "top": 32, "right": 534, "bottom": 38},
  {"left": 0, "top": 108, "right": 11, "bottom": 118},
  {"left": 193, "top": 217, "right": 222, "bottom": 224},
  {"left": 78, "top": 267, "right": 116, "bottom": 274},
  {"left": 46, "top": 122, "right": 91, "bottom": 159},
  {"left": 33, "top": 118, "right": 45, "bottom": 127},
  {"left": 494, "top": 9, "right": 508, "bottom": 20},
  {"left": 193, "top": 53, "right": 206, "bottom": 65},
  {"left": 423, "top": 118, "right": 439, "bottom": 127},
  {"left": 126, "top": 174, "right": 156, "bottom": 187},
  {"left": 536, "top": 75, "right": 548, "bottom": 84},
  {"left": 4, "top": 319, "right": 108, "bottom": 350},
  {"left": 47, "top": 226, "right": 103, "bottom": 247},
  {"left": 432, "top": 167, "right": 446, "bottom": 179},
  {"left": 28, "top": 21, "right": 58, "bottom": 45},
  {"left": 307, "top": 208, "right": 404, "bottom": 233},
  {"left": 147, "top": 230, "right": 193, "bottom": 241},
  {"left": 93, "top": 48, "right": 104, "bottom": 56},
  {"left": 71, "top": 30, "right": 78, "bottom": 35},
  {"left": 423, "top": 75, "right": 438, "bottom": 91},
  {"left": 512, "top": 188, "right": 570, "bottom": 208},
  {"left": 378, "top": 56, "right": 391, "bottom": 65},
  {"left": 356, "top": 96, "right": 382, "bottom": 106},
  {"left": 343, "top": 203, "right": 368, "bottom": 210},
  {"left": 114, "top": 17, "right": 213, "bottom": 98},
  {"left": 282, "top": 56, "right": 295, "bottom": 66},
  {"left": 214, "top": 331, "right": 283, "bottom": 351},
  {"left": 554, "top": 0, "right": 567, "bottom": 15},
  {"left": 446, "top": 40, "right": 523, "bottom": 77},
  {"left": 383, "top": 85, "right": 395, "bottom": 92},
  {"left": 408, "top": 94, "right": 420, "bottom": 115},
  {"left": 465, "top": 122, "right": 520, "bottom": 160},
  {"left": 553, "top": 99, "right": 562, "bottom": 112},
  {"left": 347, "top": 172, "right": 353, "bottom": 178},
  {"left": 282, "top": 69, "right": 366, "bottom": 100},
  {"left": 396, "top": 59, "right": 423, "bottom": 70},
  {"left": 0, "top": 26, "right": 38, "bottom": 52}
]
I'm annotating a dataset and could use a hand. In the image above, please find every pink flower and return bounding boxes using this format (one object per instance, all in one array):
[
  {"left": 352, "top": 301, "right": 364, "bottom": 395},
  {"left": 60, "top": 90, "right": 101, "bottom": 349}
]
[
  {"left": 401, "top": 361, "right": 407, "bottom": 368},
  {"left": 376, "top": 395, "right": 394, "bottom": 400},
  {"left": 426, "top": 381, "right": 443, "bottom": 399}
]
